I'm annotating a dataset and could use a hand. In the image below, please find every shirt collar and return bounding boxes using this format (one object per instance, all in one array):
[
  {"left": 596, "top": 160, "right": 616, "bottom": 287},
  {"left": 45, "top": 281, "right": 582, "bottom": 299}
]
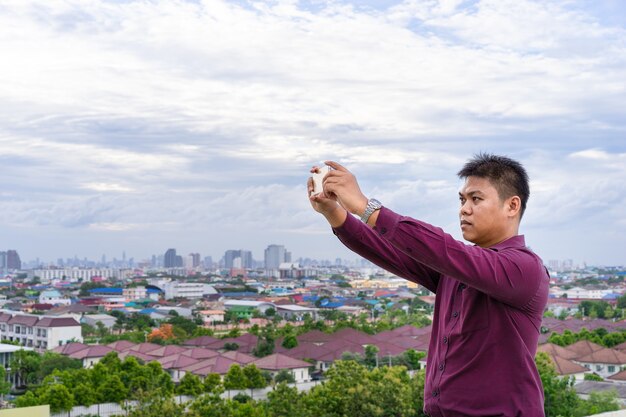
[{"left": 489, "top": 235, "right": 526, "bottom": 251}]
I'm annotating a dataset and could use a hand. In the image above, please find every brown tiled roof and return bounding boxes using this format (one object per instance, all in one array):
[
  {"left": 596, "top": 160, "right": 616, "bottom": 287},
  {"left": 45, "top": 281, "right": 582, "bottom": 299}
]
[
  {"left": 36, "top": 317, "right": 81, "bottom": 328},
  {"left": 331, "top": 328, "right": 377, "bottom": 345},
  {"left": 607, "top": 369, "right": 626, "bottom": 381},
  {"left": 576, "top": 348, "right": 626, "bottom": 365},
  {"left": 157, "top": 354, "right": 199, "bottom": 370},
  {"left": 51, "top": 342, "right": 89, "bottom": 355},
  {"left": 184, "top": 356, "right": 238, "bottom": 376},
  {"left": 126, "top": 342, "right": 162, "bottom": 354},
  {"left": 297, "top": 330, "right": 334, "bottom": 344},
  {"left": 279, "top": 341, "right": 332, "bottom": 361},
  {"left": 147, "top": 345, "right": 187, "bottom": 358},
  {"left": 537, "top": 343, "right": 579, "bottom": 360},
  {"left": 8, "top": 315, "right": 39, "bottom": 326},
  {"left": 613, "top": 341, "right": 626, "bottom": 351},
  {"left": 183, "top": 335, "right": 220, "bottom": 347},
  {"left": 180, "top": 348, "right": 220, "bottom": 360},
  {"left": 220, "top": 350, "right": 256, "bottom": 364},
  {"left": 118, "top": 350, "right": 154, "bottom": 362},
  {"left": 548, "top": 354, "right": 589, "bottom": 376},
  {"left": 253, "top": 353, "right": 311, "bottom": 371},
  {"left": 69, "top": 345, "right": 114, "bottom": 359},
  {"left": 107, "top": 340, "right": 136, "bottom": 352},
  {"left": 565, "top": 340, "right": 604, "bottom": 359},
  {"left": 0, "top": 313, "right": 12, "bottom": 323}
]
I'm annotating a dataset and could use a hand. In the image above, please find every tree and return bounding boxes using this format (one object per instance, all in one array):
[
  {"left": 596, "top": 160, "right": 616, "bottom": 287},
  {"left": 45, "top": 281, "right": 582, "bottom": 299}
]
[
  {"left": 224, "top": 342, "right": 239, "bottom": 351},
  {"left": 274, "top": 369, "right": 295, "bottom": 384},
  {"left": 73, "top": 383, "right": 98, "bottom": 406},
  {"left": 535, "top": 352, "right": 580, "bottom": 417},
  {"left": 10, "top": 349, "right": 42, "bottom": 387},
  {"left": 224, "top": 365, "right": 248, "bottom": 391},
  {"left": 98, "top": 374, "right": 129, "bottom": 403},
  {"left": 38, "top": 384, "right": 75, "bottom": 413},
  {"left": 15, "top": 390, "right": 39, "bottom": 408},
  {"left": 266, "top": 383, "right": 301, "bottom": 416},
  {"left": 281, "top": 335, "right": 298, "bottom": 349},
  {"left": 204, "top": 373, "right": 222, "bottom": 393},
  {"left": 0, "top": 367, "right": 11, "bottom": 399},
  {"left": 364, "top": 345, "right": 379, "bottom": 369},
  {"left": 243, "top": 364, "right": 267, "bottom": 397},
  {"left": 38, "top": 352, "right": 82, "bottom": 380},
  {"left": 177, "top": 373, "right": 204, "bottom": 396}
]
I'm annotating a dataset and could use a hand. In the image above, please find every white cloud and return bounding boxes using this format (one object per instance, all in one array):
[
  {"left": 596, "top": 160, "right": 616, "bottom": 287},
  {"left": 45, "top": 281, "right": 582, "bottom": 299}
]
[{"left": 0, "top": 1, "right": 624, "bottom": 264}]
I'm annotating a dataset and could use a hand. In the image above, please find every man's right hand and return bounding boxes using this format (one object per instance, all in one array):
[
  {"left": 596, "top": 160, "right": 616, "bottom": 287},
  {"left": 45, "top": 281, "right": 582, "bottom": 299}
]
[{"left": 308, "top": 167, "right": 348, "bottom": 228}]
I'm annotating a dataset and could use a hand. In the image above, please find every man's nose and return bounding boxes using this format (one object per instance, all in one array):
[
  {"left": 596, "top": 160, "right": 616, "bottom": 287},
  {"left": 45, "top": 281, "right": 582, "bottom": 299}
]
[{"left": 460, "top": 201, "right": 471, "bottom": 215}]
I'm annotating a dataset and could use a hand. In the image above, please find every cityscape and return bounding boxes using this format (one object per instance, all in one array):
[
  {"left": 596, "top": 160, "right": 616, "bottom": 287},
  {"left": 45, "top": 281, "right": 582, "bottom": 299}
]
[{"left": 1, "top": 244, "right": 626, "bottom": 416}]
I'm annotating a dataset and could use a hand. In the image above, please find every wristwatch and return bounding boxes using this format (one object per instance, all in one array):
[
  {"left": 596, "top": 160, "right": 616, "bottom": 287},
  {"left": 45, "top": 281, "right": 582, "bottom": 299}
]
[{"left": 360, "top": 198, "right": 382, "bottom": 223}]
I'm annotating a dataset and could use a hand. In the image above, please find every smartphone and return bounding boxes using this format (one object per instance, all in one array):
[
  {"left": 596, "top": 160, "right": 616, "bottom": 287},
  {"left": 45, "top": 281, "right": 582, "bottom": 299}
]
[{"left": 311, "top": 166, "right": 331, "bottom": 195}]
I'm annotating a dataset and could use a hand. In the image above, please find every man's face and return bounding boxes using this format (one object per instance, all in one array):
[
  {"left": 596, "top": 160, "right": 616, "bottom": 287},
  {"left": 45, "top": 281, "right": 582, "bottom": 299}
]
[{"left": 458, "top": 176, "right": 511, "bottom": 248}]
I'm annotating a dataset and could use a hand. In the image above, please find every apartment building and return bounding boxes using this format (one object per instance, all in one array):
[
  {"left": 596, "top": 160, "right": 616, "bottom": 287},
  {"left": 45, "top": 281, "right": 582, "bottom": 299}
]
[{"left": 0, "top": 311, "right": 82, "bottom": 351}]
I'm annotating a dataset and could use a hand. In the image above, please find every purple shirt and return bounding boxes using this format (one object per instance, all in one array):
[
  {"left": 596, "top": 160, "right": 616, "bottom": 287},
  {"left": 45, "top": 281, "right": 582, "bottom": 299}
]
[{"left": 333, "top": 207, "right": 549, "bottom": 417}]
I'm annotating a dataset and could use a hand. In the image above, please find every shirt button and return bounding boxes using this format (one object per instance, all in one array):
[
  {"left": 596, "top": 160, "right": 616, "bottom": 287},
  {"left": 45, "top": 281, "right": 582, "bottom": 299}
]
[
  {"left": 453, "top": 311, "right": 459, "bottom": 318},
  {"left": 442, "top": 336, "right": 448, "bottom": 344},
  {"left": 380, "top": 227, "right": 387, "bottom": 234},
  {"left": 459, "top": 284, "right": 466, "bottom": 290},
  {"left": 432, "top": 389, "right": 439, "bottom": 397},
  {"left": 438, "top": 363, "right": 444, "bottom": 371}
]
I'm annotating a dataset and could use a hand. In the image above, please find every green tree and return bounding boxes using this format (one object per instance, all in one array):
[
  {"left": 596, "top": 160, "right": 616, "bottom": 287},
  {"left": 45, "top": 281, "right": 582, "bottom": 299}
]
[
  {"left": 243, "top": 364, "right": 267, "bottom": 396},
  {"left": 38, "top": 352, "right": 82, "bottom": 380},
  {"left": 177, "top": 373, "right": 204, "bottom": 396},
  {"left": 274, "top": 369, "right": 295, "bottom": 384},
  {"left": 281, "top": 335, "right": 298, "bottom": 349},
  {"left": 38, "top": 384, "right": 75, "bottom": 413},
  {"left": 535, "top": 352, "right": 580, "bottom": 417},
  {"left": 204, "top": 373, "right": 223, "bottom": 393},
  {"left": 10, "top": 349, "right": 42, "bottom": 387},
  {"left": 266, "top": 383, "right": 302, "bottom": 417},
  {"left": 73, "top": 383, "right": 98, "bottom": 406},
  {"left": 98, "top": 374, "right": 129, "bottom": 403},
  {"left": 224, "top": 365, "right": 248, "bottom": 391},
  {"left": 575, "top": 390, "right": 620, "bottom": 416},
  {"left": 15, "top": 390, "right": 39, "bottom": 408},
  {"left": 364, "top": 345, "right": 379, "bottom": 369},
  {"left": 0, "top": 367, "right": 11, "bottom": 399}
]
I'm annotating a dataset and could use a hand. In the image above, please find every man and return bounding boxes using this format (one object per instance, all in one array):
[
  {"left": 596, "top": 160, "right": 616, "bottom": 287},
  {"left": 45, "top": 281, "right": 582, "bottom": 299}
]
[{"left": 308, "top": 153, "right": 549, "bottom": 417}]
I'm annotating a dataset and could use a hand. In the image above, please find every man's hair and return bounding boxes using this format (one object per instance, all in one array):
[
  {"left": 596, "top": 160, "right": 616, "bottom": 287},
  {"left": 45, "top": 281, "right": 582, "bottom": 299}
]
[{"left": 457, "top": 153, "right": 530, "bottom": 219}]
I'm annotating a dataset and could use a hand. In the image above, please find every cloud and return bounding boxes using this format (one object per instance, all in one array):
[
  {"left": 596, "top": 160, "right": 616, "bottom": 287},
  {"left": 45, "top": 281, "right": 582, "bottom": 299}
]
[{"left": 0, "top": 1, "right": 625, "bottom": 264}]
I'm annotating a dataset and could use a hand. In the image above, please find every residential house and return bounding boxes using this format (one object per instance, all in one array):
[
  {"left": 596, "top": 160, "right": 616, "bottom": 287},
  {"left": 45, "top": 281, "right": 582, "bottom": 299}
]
[{"left": 0, "top": 311, "right": 82, "bottom": 351}]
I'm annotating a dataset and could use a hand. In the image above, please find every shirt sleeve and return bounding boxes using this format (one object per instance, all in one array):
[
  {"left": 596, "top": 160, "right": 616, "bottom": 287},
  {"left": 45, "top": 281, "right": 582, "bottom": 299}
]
[
  {"left": 332, "top": 212, "right": 441, "bottom": 293},
  {"left": 373, "top": 207, "right": 547, "bottom": 310}
]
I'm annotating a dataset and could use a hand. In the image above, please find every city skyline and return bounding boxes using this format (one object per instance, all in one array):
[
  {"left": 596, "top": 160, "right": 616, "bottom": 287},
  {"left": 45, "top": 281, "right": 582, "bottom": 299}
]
[{"left": 1, "top": 1, "right": 625, "bottom": 265}]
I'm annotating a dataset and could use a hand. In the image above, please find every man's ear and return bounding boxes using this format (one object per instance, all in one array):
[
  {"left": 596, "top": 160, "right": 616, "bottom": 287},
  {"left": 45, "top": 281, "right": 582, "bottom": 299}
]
[{"left": 507, "top": 196, "right": 522, "bottom": 218}]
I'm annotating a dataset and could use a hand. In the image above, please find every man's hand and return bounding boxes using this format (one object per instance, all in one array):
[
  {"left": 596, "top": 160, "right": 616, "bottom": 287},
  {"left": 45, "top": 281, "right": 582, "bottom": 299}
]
[
  {"left": 308, "top": 167, "right": 347, "bottom": 228},
  {"left": 321, "top": 161, "right": 369, "bottom": 217}
]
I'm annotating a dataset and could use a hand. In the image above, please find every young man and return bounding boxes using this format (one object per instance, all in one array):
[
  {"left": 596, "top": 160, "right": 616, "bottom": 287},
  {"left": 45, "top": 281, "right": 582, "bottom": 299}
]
[{"left": 308, "top": 154, "right": 549, "bottom": 417}]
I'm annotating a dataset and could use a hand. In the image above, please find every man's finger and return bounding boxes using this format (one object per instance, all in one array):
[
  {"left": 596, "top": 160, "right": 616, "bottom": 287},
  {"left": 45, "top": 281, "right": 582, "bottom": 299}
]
[{"left": 324, "top": 160, "right": 349, "bottom": 172}]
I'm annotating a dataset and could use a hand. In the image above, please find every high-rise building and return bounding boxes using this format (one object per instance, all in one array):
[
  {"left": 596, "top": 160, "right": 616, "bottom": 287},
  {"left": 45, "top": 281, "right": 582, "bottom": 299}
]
[
  {"left": 6, "top": 250, "right": 21, "bottom": 270},
  {"left": 164, "top": 248, "right": 183, "bottom": 268},
  {"left": 264, "top": 244, "right": 289, "bottom": 270},
  {"left": 224, "top": 250, "right": 253, "bottom": 269},
  {"left": 190, "top": 253, "right": 201, "bottom": 268},
  {"left": 0, "top": 252, "right": 6, "bottom": 272}
]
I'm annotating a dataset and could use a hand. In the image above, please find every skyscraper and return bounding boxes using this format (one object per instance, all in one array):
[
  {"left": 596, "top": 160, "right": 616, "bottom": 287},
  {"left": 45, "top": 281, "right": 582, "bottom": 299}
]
[
  {"left": 6, "top": 250, "right": 21, "bottom": 270},
  {"left": 164, "top": 248, "right": 183, "bottom": 268},
  {"left": 264, "top": 244, "right": 289, "bottom": 269},
  {"left": 224, "top": 250, "right": 253, "bottom": 269}
]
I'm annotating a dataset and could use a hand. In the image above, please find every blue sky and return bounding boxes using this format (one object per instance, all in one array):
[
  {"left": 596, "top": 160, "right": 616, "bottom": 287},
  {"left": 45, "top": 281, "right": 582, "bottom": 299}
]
[{"left": 0, "top": 0, "right": 625, "bottom": 265}]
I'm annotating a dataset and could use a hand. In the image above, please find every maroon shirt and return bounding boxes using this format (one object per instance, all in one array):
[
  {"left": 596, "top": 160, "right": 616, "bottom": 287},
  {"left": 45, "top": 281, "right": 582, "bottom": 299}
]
[{"left": 333, "top": 207, "right": 549, "bottom": 417}]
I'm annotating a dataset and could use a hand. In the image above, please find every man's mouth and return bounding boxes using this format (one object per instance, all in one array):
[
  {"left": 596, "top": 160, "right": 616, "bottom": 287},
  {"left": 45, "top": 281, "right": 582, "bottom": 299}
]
[{"left": 460, "top": 220, "right": 472, "bottom": 227}]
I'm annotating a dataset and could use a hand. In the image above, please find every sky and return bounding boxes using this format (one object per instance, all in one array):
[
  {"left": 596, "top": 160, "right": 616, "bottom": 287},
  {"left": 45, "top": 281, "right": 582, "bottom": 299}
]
[{"left": 0, "top": 0, "right": 625, "bottom": 266}]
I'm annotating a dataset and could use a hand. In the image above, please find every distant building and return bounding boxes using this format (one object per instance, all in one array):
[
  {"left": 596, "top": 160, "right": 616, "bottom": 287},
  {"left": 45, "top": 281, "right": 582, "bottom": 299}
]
[
  {"left": 224, "top": 249, "right": 253, "bottom": 269},
  {"left": 38, "top": 290, "right": 71, "bottom": 306},
  {"left": 164, "top": 248, "right": 183, "bottom": 268},
  {"left": 264, "top": 244, "right": 292, "bottom": 270}
]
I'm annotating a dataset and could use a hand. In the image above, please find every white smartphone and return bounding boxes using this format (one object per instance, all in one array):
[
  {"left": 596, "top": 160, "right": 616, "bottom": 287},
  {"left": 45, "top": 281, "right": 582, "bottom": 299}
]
[{"left": 311, "top": 166, "right": 331, "bottom": 195}]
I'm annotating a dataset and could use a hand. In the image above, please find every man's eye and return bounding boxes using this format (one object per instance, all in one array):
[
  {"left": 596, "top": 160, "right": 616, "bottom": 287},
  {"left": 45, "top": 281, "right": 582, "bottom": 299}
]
[{"left": 472, "top": 197, "right": 480, "bottom": 202}]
